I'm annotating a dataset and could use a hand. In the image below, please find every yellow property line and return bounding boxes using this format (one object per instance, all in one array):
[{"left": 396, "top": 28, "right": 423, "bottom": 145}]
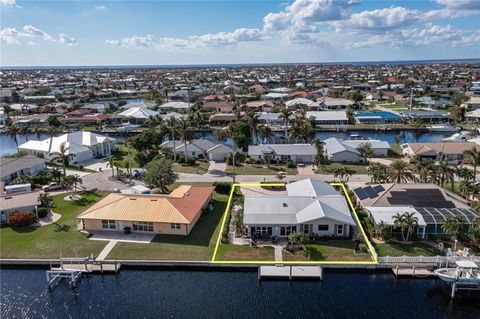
[{"left": 211, "top": 182, "right": 378, "bottom": 265}]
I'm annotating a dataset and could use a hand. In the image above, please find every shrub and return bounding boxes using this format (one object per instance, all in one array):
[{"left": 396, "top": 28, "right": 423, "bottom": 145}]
[
  {"left": 37, "top": 207, "right": 49, "bottom": 218},
  {"left": 213, "top": 182, "right": 232, "bottom": 194},
  {"left": 244, "top": 157, "right": 253, "bottom": 164},
  {"left": 286, "top": 161, "right": 297, "bottom": 169},
  {"left": 7, "top": 212, "right": 36, "bottom": 227}
]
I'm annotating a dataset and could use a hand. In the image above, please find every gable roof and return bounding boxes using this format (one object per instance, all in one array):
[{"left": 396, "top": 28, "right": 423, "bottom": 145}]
[
  {"left": 0, "top": 155, "right": 45, "bottom": 179},
  {"left": 248, "top": 144, "right": 316, "bottom": 156}
]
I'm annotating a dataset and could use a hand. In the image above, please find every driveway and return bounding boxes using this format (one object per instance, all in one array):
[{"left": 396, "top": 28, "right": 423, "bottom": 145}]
[
  {"left": 240, "top": 185, "right": 287, "bottom": 196},
  {"left": 297, "top": 164, "right": 315, "bottom": 175},
  {"left": 82, "top": 169, "right": 145, "bottom": 191},
  {"left": 83, "top": 159, "right": 110, "bottom": 172},
  {"left": 207, "top": 161, "right": 227, "bottom": 176},
  {"left": 370, "top": 158, "right": 393, "bottom": 166}
]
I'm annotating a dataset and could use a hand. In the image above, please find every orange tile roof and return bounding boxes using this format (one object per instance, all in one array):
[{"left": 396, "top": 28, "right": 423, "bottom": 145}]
[{"left": 78, "top": 186, "right": 215, "bottom": 224}]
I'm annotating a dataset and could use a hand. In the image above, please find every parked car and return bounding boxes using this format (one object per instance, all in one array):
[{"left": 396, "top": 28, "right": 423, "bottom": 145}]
[{"left": 42, "top": 182, "right": 62, "bottom": 192}]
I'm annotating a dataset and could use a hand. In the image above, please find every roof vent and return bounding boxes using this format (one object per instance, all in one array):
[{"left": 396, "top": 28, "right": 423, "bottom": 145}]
[
  {"left": 129, "top": 198, "right": 137, "bottom": 200},
  {"left": 150, "top": 199, "right": 157, "bottom": 201},
  {"left": 282, "top": 203, "right": 288, "bottom": 207}
]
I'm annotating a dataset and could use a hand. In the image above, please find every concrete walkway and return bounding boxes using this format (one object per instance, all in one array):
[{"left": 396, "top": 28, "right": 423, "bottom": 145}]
[
  {"left": 96, "top": 240, "right": 118, "bottom": 261},
  {"left": 207, "top": 161, "right": 227, "bottom": 175},
  {"left": 274, "top": 246, "right": 283, "bottom": 263}
]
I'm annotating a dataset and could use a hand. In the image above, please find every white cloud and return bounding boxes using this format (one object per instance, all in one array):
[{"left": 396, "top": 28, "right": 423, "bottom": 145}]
[
  {"left": 106, "top": 28, "right": 265, "bottom": 49},
  {"left": 1, "top": 0, "right": 20, "bottom": 8},
  {"left": 94, "top": 4, "right": 106, "bottom": 10},
  {"left": 0, "top": 25, "right": 77, "bottom": 46},
  {"left": 435, "top": 0, "right": 480, "bottom": 10},
  {"left": 58, "top": 33, "right": 77, "bottom": 46}
]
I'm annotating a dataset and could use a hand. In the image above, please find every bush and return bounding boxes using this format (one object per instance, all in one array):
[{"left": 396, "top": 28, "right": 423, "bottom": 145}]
[
  {"left": 244, "top": 157, "right": 253, "bottom": 164},
  {"left": 7, "top": 212, "right": 36, "bottom": 227},
  {"left": 213, "top": 182, "right": 232, "bottom": 194},
  {"left": 37, "top": 207, "right": 49, "bottom": 218},
  {"left": 286, "top": 161, "right": 297, "bottom": 169}
]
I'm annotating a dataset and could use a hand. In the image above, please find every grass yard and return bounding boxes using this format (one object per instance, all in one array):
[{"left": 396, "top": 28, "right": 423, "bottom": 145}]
[
  {"left": 282, "top": 240, "right": 372, "bottom": 262},
  {"left": 375, "top": 241, "right": 442, "bottom": 257},
  {"left": 172, "top": 161, "right": 210, "bottom": 175},
  {"left": 111, "top": 144, "right": 140, "bottom": 168},
  {"left": 0, "top": 191, "right": 109, "bottom": 259},
  {"left": 215, "top": 244, "right": 275, "bottom": 262},
  {"left": 225, "top": 164, "right": 297, "bottom": 175},
  {"left": 316, "top": 163, "right": 369, "bottom": 174},
  {"left": 106, "top": 193, "right": 228, "bottom": 260}
]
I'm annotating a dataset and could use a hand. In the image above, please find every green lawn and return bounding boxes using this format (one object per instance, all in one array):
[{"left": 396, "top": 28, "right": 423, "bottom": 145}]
[
  {"left": 375, "top": 241, "right": 442, "bottom": 256},
  {"left": 225, "top": 164, "right": 298, "bottom": 175},
  {"left": 316, "top": 163, "right": 369, "bottom": 174},
  {"left": 106, "top": 193, "right": 228, "bottom": 260},
  {"left": 0, "top": 191, "right": 108, "bottom": 259},
  {"left": 215, "top": 244, "right": 275, "bottom": 262},
  {"left": 111, "top": 145, "right": 140, "bottom": 168},
  {"left": 283, "top": 240, "right": 372, "bottom": 262},
  {"left": 172, "top": 161, "right": 210, "bottom": 175}
]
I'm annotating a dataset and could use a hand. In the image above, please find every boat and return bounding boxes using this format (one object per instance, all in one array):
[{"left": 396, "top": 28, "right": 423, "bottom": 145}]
[
  {"left": 442, "top": 131, "right": 472, "bottom": 142},
  {"left": 434, "top": 260, "right": 480, "bottom": 284},
  {"left": 426, "top": 124, "right": 460, "bottom": 132}
]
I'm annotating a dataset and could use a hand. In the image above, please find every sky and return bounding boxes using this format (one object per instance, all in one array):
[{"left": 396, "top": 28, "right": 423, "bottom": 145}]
[{"left": 1, "top": 0, "right": 480, "bottom": 66}]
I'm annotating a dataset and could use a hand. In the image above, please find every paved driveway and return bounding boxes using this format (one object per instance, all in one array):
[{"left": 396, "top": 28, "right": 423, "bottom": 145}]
[
  {"left": 82, "top": 170, "right": 145, "bottom": 191},
  {"left": 207, "top": 161, "right": 227, "bottom": 176},
  {"left": 297, "top": 164, "right": 315, "bottom": 174}
]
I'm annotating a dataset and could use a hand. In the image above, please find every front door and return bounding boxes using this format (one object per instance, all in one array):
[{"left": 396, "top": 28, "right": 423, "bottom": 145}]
[
  {"left": 302, "top": 224, "right": 310, "bottom": 235},
  {"left": 118, "top": 221, "right": 124, "bottom": 231}
]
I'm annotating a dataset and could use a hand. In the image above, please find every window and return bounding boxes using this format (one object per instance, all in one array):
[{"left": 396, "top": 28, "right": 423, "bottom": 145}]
[
  {"left": 133, "top": 222, "right": 154, "bottom": 232},
  {"left": 101, "top": 220, "right": 116, "bottom": 230},
  {"left": 337, "top": 224, "right": 344, "bottom": 236},
  {"left": 280, "top": 225, "right": 297, "bottom": 236},
  {"left": 318, "top": 225, "right": 329, "bottom": 231},
  {"left": 171, "top": 223, "right": 181, "bottom": 230}
]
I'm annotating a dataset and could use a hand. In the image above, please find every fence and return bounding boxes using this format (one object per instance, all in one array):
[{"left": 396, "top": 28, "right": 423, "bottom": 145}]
[{"left": 378, "top": 255, "right": 480, "bottom": 264}]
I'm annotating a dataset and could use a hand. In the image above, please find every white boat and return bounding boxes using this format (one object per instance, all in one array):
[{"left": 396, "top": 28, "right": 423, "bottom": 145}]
[
  {"left": 442, "top": 131, "right": 472, "bottom": 142},
  {"left": 427, "top": 124, "right": 460, "bottom": 132},
  {"left": 435, "top": 260, "right": 480, "bottom": 284}
]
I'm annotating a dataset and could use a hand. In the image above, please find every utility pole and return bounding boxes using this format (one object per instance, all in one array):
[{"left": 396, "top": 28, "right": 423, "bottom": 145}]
[{"left": 409, "top": 87, "right": 413, "bottom": 111}]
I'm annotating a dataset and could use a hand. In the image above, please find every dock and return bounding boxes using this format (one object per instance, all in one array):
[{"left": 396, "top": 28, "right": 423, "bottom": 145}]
[
  {"left": 392, "top": 266, "right": 436, "bottom": 278},
  {"left": 258, "top": 265, "right": 323, "bottom": 280}
]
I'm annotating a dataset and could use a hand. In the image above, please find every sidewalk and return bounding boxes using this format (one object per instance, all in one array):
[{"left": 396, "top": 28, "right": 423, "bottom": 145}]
[{"left": 96, "top": 240, "right": 118, "bottom": 261}]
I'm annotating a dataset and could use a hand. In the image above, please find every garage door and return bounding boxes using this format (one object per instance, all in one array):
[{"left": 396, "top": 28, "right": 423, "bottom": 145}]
[
  {"left": 296, "top": 155, "right": 312, "bottom": 163},
  {"left": 209, "top": 153, "right": 226, "bottom": 162}
]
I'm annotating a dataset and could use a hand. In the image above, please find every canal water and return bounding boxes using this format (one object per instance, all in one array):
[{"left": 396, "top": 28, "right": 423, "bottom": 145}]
[
  {"left": 1, "top": 269, "right": 479, "bottom": 318},
  {"left": 0, "top": 130, "right": 452, "bottom": 157}
]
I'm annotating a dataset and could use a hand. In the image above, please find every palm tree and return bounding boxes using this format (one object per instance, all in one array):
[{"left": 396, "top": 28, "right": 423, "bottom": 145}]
[
  {"left": 8, "top": 125, "right": 20, "bottom": 151},
  {"left": 387, "top": 160, "right": 413, "bottom": 183},
  {"left": 455, "top": 167, "right": 474, "bottom": 182},
  {"left": 166, "top": 117, "right": 178, "bottom": 162},
  {"left": 463, "top": 147, "right": 480, "bottom": 175},
  {"left": 442, "top": 216, "right": 464, "bottom": 241},
  {"left": 288, "top": 231, "right": 308, "bottom": 246},
  {"left": 402, "top": 212, "right": 418, "bottom": 243},
  {"left": 34, "top": 126, "right": 42, "bottom": 140},
  {"left": 19, "top": 125, "right": 30, "bottom": 141},
  {"left": 245, "top": 110, "right": 260, "bottom": 144},
  {"left": 434, "top": 161, "right": 455, "bottom": 187},
  {"left": 279, "top": 106, "right": 293, "bottom": 142},
  {"left": 50, "top": 142, "right": 73, "bottom": 176},
  {"left": 178, "top": 118, "right": 193, "bottom": 162},
  {"left": 414, "top": 158, "right": 433, "bottom": 183},
  {"left": 393, "top": 213, "right": 406, "bottom": 242},
  {"left": 332, "top": 167, "right": 355, "bottom": 183},
  {"left": 258, "top": 125, "right": 273, "bottom": 144},
  {"left": 38, "top": 193, "right": 54, "bottom": 211},
  {"left": 368, "top": 162, "right": 388, "bottom": 183},
  {"left": 106, "top": 157, "right": 117, "bottom": 178},
  {"left": 49, "top": 167, "right": 63, "bottom": 182},
  {"left": 357, "top": 142, "right": 374, "bottom": 163}
]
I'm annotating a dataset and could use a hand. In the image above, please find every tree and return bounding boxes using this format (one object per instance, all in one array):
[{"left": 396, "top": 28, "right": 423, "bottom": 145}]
[
  {"left": 312, "top": 138, "right": 329, "bottom": 166},
  {"left": 463, "top": 147, "right": 480, "bottom": 175},
  {"left": 142, "top": 158, "right": 178, "bottom": 193},
  {"left": 442, "top": 217, "right": 464, "bottom": 241},
  {"left": 387, "top": 160, "right": 413, "bottom": 183},
  {"left": 288, "top": 231, "right": 308, "bottom": 245},
  {"left": 229, "top": 121, "right": 251, "bottom": 151},
  {"left": 166, "top": 117, "right": 178, "bottom": 162},
  {"left": 245, "top": 110, "right": 260, "bottom": 144},
  {"left": 357, "top": 142, "right": 374, "bottom": 163},
  {"left": 333, "top": 167, "right": 355, "bottom": 183},
  {"left": 402, "top": 212, "right": 418, "bottom": 243},
  {"left": 368, "top": 162, "right": 388, "bottom": 183},
  {"left": 279, "top": 106, "right": 293, "bottom": 142},
  {"left": 178, "top": 118, "right": 193, "bottom": 162},
  {"left": 434, "top": 161, "right": 454, "bottom": 187},
  {"left": 346, "top": 107, "right": 355, "bottom": 125},
  {"left": 349, "top": 90, "right": 363, "bottom": 102},
  {"left": 258, "top": 125, "right": 273, "bottom": 144},
  {"left": 61, "top": 174, "right": 83, "bottom": 199},
  {"left": 7, "top": 125, "right": 20, "bottom": 150},
  {"left": 414, "top": 159, "right": 434, "bottom": 182},
  {"left": 106, "top": 157, "right": 118, "bottom": 178},
  {"left": 50, "top": 142, "right": 74, "bottom": 176},
  {"left": 38, "top": 193, "right": 54, "bottom": 211}
]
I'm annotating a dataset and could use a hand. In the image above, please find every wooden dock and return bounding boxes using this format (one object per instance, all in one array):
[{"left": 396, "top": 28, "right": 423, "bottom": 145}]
[
  {"left": 52, "top": 262, "right": 120, "bottom": 273},
  {"left": 392, "top": 266, "right": 436, "bottom": 278},
  {"left": 259, "top": 265, "right": 323, "bottom": 280}
]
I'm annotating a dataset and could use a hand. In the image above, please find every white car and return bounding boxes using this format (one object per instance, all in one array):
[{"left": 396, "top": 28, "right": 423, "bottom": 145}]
[{"left": 42, "top": 182, "right": 62, "bottom": 192}]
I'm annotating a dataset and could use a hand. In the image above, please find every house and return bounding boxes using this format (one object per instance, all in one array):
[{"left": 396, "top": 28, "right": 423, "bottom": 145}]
[
  {"left": 19, "top": 131, "right": 115, "bottom": 164},
  {"left": 463, "top": 97, "right": 480, "bottom": 109},
  {"left": 364, "top": 183, "right": 479, "bottom": 239},
  {"left": 158, "top": 101, "right": 194, "bottom": 112},
  {"left": 209, "top": 113, "right": 241, "bottom": 126},
  {"left": 202, "top": 101, "right": 234, "bottom": 113},
  {"left": 305, "top": 111, "right": 348, "bottom": 126},
  {"left": 405, "top": 110, "right": 449, "bottom": 123},
  {"left": 324, "top": 137, "right": 390, "bottom": 163},
  {"left": 0, "top": 155, "right": 46, "bottom": 182},
  {"left": 81, "top": 103, "right": 107, "bottom": 114},
  {"left": 61, "top": 114, "right": 110, "bottom": 126},
  {"left": 77, "top": 185, "right": 215, "bottom": 235},
  {"left": 65, "top": 109, "right": 92, "bottom": 117},
  {"left": 243, "top": 179, "right": 356, "bottom": 238},
  {"left": 286, "top": 98, "right": 320, "bottom": 110},
  {"left": 160, "top": 139, "right": 237, "bottom": 161},
  {"left": 0, "top": 189, "right": 41, "bottom": 222},
  {"left": 465, "top": 109, "right": 480, "bottom": 122},
  {"left": 114, "top": 107, "right": 159, "bottom": 124},
  {"left": 248, "top": 144, "right": 317, "bottom": 163},
  {"left": 400, "top": 142, "right": 476, "bottom": 164},
  {"left": 354, "top": 111, "right": 401, "bottom": 124},
  {"left": 244, "top": 101, "right": 274, "bottom": 112},
  {"left": 317, "top": 97, "right": 354, "bottom": 110}
]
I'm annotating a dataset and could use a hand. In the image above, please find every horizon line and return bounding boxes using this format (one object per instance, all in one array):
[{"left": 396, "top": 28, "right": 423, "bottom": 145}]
[{"left": 1, "top": 58, "right": 479, "bottom": 70}]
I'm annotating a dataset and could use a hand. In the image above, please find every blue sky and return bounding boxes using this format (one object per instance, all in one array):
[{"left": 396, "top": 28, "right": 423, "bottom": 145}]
[{"left": 1, "top": 0, "right": 479, "bottom": 66}]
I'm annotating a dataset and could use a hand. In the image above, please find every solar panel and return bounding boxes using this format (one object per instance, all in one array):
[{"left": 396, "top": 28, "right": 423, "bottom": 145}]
[
  {"left": 364, "top": 186, "right": 378, "bottom": 199},
  {"left": 354, "top": 188, "right": 369, "bottom": 200},
  {"left": 372, "top": 185, "right": 385, "bottom": 193}
]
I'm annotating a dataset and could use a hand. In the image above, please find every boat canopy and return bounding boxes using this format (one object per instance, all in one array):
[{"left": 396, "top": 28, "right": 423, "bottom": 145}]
[{"left": 455, "top": 260, "right": 478, "bottom": 268}]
